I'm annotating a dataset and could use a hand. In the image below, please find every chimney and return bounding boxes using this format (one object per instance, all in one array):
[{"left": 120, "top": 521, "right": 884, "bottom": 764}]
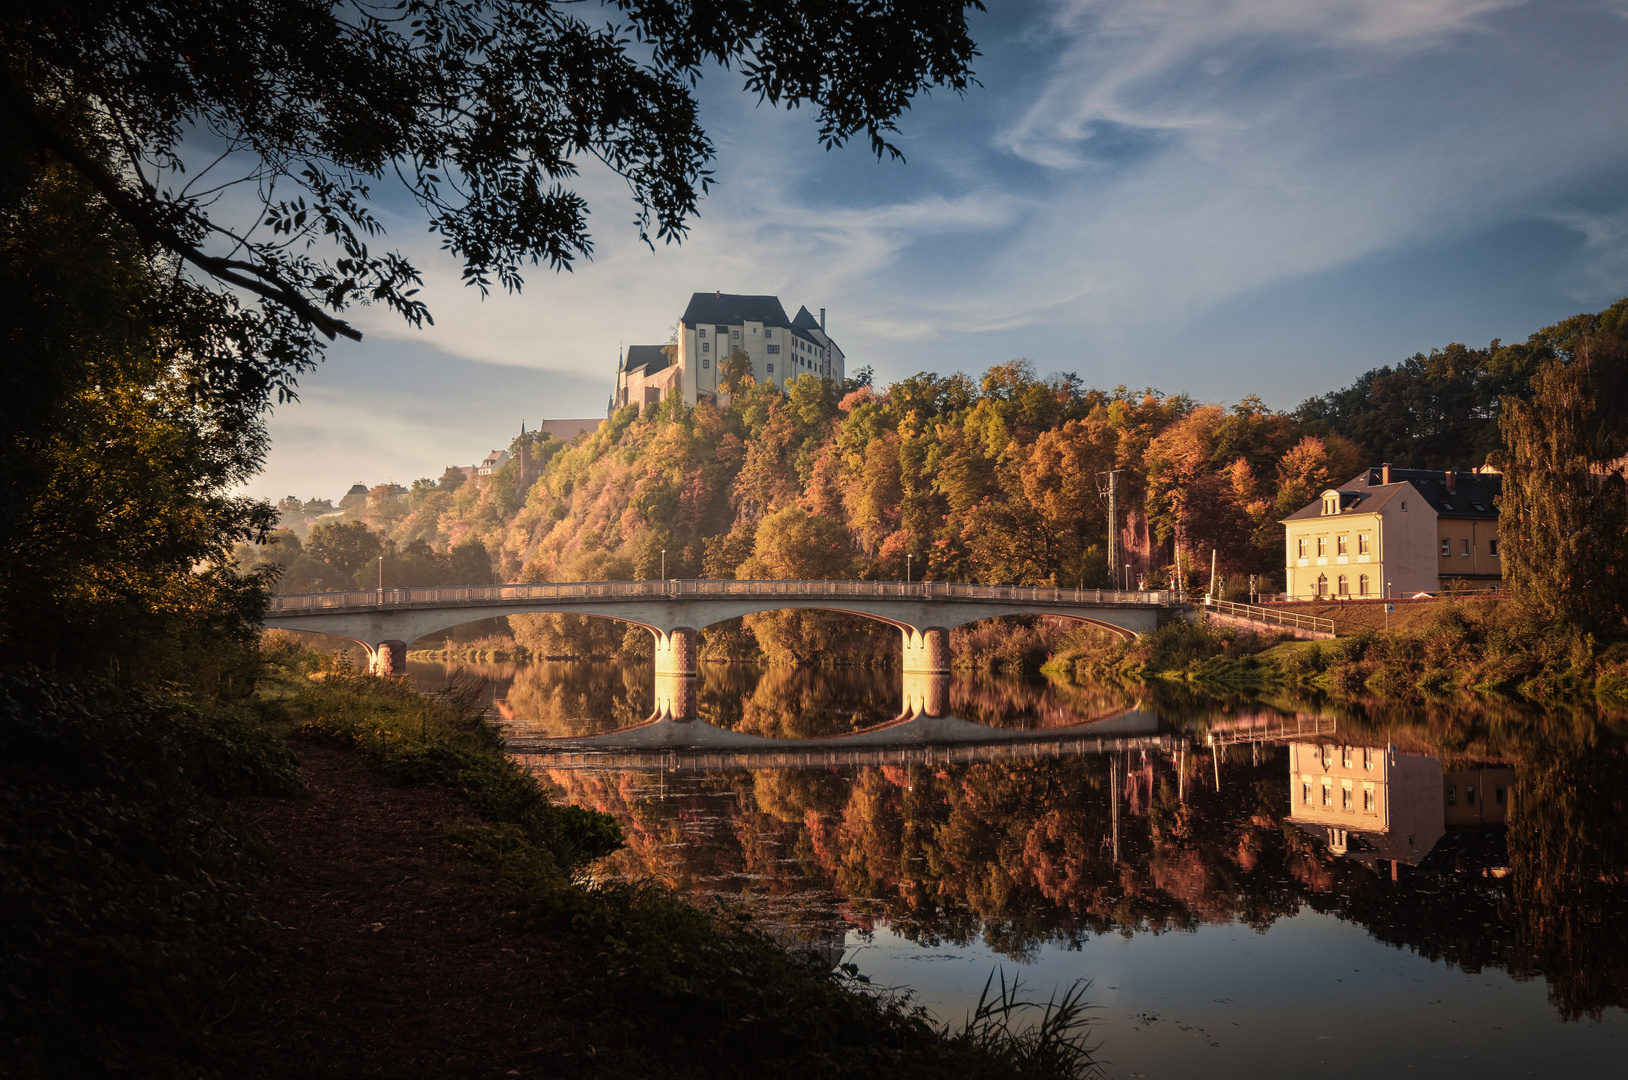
[
  {"left": 819, "top": 307, "right": 826, "bottom": 333},
  {"left": 1381, "top": 462, "right": 1392, "bottom": 485},
  {"left": 1445, "top": 469, "right": 1456, "bottom": 494}
]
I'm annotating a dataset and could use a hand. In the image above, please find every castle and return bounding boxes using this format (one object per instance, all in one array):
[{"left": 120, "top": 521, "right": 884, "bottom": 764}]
[{"left": 613, "top": 292, "right": 847, "bottom": 410}]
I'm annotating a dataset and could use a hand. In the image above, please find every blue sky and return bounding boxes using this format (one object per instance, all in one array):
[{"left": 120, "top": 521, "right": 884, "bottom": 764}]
[{"left": 250, "top": 0, "right": 1628, "bottom": 500}]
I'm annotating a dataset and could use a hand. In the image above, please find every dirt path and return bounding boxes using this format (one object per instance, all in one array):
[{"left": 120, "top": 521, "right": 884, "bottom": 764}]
[{"left": 219, "top": 740, "right": 661, "bottom": 1079}]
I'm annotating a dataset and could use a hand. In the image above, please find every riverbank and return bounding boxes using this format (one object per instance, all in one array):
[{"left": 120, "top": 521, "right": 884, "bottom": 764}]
[
  {"left": 3, "top": 645, "right": 1101, "bottom": 1078},
  {"left": 1046, "top": 597, "right": 1628, "bottom": 704}
]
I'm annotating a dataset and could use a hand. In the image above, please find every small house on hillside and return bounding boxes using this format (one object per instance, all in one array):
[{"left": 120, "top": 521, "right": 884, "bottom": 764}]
[
  {"left": 477, "top": 450, "right": 511, "bottom": 476},
  {"left": 1280, "top": 464, "right": 1503, "bottom": 599}
]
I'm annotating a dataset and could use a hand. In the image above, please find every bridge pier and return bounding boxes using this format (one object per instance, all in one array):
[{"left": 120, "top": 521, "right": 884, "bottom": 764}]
[
  {"left": 901, "top": 627, "right": 950, "bottom": 673},
  {"left": 652, "top": 627, "right": 698, "bottom": 676},
  {"left": 370, "top": 639, "right": 407, "bottom": 677}
]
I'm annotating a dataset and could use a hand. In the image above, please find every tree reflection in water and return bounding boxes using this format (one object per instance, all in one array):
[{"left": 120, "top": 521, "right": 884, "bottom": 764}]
[
  {"left": 410, "top": 658, "right": 1627, "bottom": 1020},
  {"left": 535, "top": 702, "right": 1627, "bottom": 1022}
]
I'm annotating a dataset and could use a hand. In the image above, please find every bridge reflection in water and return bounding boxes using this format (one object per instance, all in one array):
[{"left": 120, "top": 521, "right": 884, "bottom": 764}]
[{"left": 508, "top": 669, "right": 1175, "bottom": 770}]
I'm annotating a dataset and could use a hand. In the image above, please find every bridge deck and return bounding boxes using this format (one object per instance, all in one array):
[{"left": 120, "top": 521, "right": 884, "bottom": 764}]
[{"left": 267, "top": 578, "right": 1177, "bottom": 614}]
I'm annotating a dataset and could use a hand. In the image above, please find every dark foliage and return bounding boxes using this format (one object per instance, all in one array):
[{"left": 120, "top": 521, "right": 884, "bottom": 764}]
[{"left": 0, "top": 669, "right": 302, "bottom": 1077}]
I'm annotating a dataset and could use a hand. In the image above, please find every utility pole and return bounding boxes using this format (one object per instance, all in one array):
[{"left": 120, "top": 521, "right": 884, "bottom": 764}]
[{"left": 1097, "top": 469, "right": 1123, "bottom": 590}]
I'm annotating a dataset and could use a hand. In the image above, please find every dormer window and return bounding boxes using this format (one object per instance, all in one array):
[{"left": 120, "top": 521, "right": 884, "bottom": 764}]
[{"left": 1442, "top": 502, "right": 1454, "bottom": 511}]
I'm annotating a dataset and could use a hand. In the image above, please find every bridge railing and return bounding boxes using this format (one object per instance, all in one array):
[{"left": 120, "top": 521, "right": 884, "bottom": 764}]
[
  {"left": 1203, "top": 597, "right": 1336, "bottom": 635},
  {"left": 266, "top": 579, "right": 1174, "bottom": 613}
]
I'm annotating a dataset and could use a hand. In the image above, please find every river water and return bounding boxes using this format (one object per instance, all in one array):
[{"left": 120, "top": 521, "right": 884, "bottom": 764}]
[{"left": 408, "top": 659, "right": 1628, "bottom": 1078}]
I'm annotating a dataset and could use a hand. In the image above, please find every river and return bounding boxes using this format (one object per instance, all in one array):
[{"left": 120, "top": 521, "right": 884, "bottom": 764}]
[{"left": 408, "top": 658, "right": 1628, "bottom": 1077}]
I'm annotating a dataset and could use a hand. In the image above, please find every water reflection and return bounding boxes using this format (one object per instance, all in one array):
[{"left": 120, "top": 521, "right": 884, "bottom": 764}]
[{"left": 409, "top": 659, "right": 1627, "bottom": 1026}]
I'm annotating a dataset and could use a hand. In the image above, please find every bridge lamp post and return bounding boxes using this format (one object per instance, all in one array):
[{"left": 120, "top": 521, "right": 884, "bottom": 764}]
[
  {"left": 906, "top": 553, "right": 911, "bottom": 585},
  {"left": 661, "top": 549, "right": 666, "bottom": 582},
  {"left": 378, "top": 555, "right": 383, "bottom": 599}
]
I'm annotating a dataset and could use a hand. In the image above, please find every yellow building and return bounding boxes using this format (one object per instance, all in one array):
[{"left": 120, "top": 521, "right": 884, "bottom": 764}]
[{"left": 1280, "top": 464, "right": 1502, "bottom": 599}]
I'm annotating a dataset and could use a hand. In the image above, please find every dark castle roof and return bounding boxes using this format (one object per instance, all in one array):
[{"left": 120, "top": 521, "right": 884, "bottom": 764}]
[
  {"left": 621, "top": 344, "right": 671, "bottom": 374},
  {"left": 680, "top": 293, "right": 793, "bottom": 328},
  {"left": 1281, "top": 468, "right": 1502, "bottom": 524},
  {"left": 791, "top": 305, "right": 822, "bottom": 332}
]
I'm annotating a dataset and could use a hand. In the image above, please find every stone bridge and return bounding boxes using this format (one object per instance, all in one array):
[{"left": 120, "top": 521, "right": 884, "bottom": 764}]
[{"left": 263, "top": 579, "right": 1181, "bottom": 675}]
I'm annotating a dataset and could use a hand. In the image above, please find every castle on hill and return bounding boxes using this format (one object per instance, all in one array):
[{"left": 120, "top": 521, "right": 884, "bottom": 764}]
[{"left": 613, "top": 292, "right": 847, "bottom": 410}]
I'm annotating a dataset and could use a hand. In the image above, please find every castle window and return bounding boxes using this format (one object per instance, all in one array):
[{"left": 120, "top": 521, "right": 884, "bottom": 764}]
[
  {"left": 765, "top": 329, "right": 772, "bottom": 339},
  {"left": 698, "top": 328, "right": 706, "bottom": 338},
  {"left": 1297, "top": 538, "right": 1307, "bottom": 558},
  {"left": 1337, "top": 574, "right": 1349, "bottom": 596},
  {"left": 702, "top": 357, "right": 710, "bottom": 369},
  {"left": 1316, "top": 574, "right": 1328, "bottom": 597},
  {"left": 1358, "top": 533, "right": 1370, "bottom": 554},
  {"left": 767, "top": 344, "right": 780, "bottom": 354},
  {"left": 1317, "top": 537, "right": 1327, "bottom": 556},
  {"left": 731, "top": 329, "right": 739, "bottom": 338},
  {"left": 766, "top": 363, "right": 774, "bottom": 373},
  {"left": 1337, "top": 535, "right": 1348, "bottom": 555},
  {"left": 1358, "top": 574, "right": 1370, "bottom": 596},
  {"left": 702, "top": 342, "right": 710, "bottom": 352}
]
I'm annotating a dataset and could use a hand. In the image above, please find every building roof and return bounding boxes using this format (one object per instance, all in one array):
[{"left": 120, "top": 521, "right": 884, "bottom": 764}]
[
  {"left": 345, "top": 483, "right": 368, "bottom": 497},
  {"left": 791, "top": 305, "right": 822, "bottom": 332},
  {"left": 1281, "top": 467, "right": 1502, "bottom": 524},
  {"left": 681, "top": 292, "right": 793, "bottom": 328},
  {"left": 621, "top": 344, "right": 671, "bottom": 375}
]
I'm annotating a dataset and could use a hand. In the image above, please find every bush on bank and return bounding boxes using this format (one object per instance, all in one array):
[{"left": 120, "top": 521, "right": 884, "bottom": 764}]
[
  {"left": 0, "top": 668, "right": 304, "bottom": 1077},
  {"left": 1047, "top": 599, "right": 1628, "bottom": 704}
]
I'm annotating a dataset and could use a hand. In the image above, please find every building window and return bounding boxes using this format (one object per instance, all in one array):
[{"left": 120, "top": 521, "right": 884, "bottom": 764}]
[
  {"left": 1297, "top": 538, "right": 1308, "bottom": 558},
  {"left": 1490, "top": 539, "right": 1500, "bottom": 557},
  {"left": 1495, "top": 784, "right": 1506, "bottom": 805},
  {"left": 1401, "top": 501, "right": 1408, "bottom": 511},
  {"left": 701, "top": 342, "right": 710, "bottom": 353},
  {"left": 767, "top": 344, "right": 780, "bottom": 354},
  {"left": 1341, "top": 785, "right": 1353, "bottom": 810},
  {"left": 731, "top": 329, "right": 739, "bottom": 339},
  {"left": 1441, "top": 539, "right": 1451, "bottom": 557},
  {"left": 1461, "top": 538, "right": 1471, "bottom": 556},
  {"left": 1321, "top": 746, "right": 1333, "bottom": 769},
  {"left": 766, "top": 363, "right": 774, "bottom": 373},
  {"left": 1317, "top": 537, "right": 1327, "bottom": 556},
  {"left": 1316, "top": 574, "right": 1328, "bottom": 597},
  {"left": 1302, "top": 783, "right": 1313, "bottom": 805},
  {"left": 764, "top": 329, "right": 773, "bottom": 339},
  {"left": 1337, "top": 575, "right": 1349, "bottom": 596},
  {"left": 1337, "top": 535, "right": 1348, "bottom": 555},
  {"left": 1358, "top": 574, "right": 1370, "bottom": 596},
  {"left": 1362, "top": 747, "right": 1373, "bottom": 770},
  {"left": 702, "top": 357, "right": 710, "bottom": 368},
  {"left": 1322, "top": 783, "right": 1332, "bottom": 807},
  {"left": 1465, "top": 785, "right": 1476, "bottom": 807},
  {"left": 1358, "top": 533, "right": 1370, "bottom": 554},
  {"left": 1446, "top": 785, "right": 1456, "bottom": 806},
  {"left": 1363, "top": 787, "right": 1375, "bottom": 811},
  {"left": 698, "top": 328, "right": 706, "bottom": 338}
]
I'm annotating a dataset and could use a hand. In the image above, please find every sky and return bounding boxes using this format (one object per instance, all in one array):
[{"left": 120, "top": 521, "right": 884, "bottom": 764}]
[{"left": 249, "top": 0, "right": 1628, "bottom": 501}]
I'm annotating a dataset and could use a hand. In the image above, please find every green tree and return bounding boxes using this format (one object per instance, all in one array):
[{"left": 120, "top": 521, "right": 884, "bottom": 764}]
[{"left": 1498, "top": 299, "right": 1628, "bottom": 632}]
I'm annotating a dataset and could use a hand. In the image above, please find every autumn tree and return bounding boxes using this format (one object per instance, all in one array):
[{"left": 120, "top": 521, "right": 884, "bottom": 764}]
[{"left": 1498, "top": 299, "right": 1628, "bottom": 632}]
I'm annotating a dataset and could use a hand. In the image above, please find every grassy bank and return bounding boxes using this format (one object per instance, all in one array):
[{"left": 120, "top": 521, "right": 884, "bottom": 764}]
[
  {"left": 4, "top": 639, "right": 1103, "bottom": 1077},
  {"left": 1046, "top": 599, "right": 1628, "bottom": 705},
  {"left": 274, "top": 644, "right": 1103, "bottom": 1078}
]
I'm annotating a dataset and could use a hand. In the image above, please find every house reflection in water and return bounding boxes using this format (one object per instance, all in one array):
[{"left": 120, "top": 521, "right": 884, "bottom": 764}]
[
  {"left": 1288, "top": 741, "right": 1520, "bottom": 877},
  {"left": 1288, "top": 742, "right": 1446, "bottom": 874}
]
